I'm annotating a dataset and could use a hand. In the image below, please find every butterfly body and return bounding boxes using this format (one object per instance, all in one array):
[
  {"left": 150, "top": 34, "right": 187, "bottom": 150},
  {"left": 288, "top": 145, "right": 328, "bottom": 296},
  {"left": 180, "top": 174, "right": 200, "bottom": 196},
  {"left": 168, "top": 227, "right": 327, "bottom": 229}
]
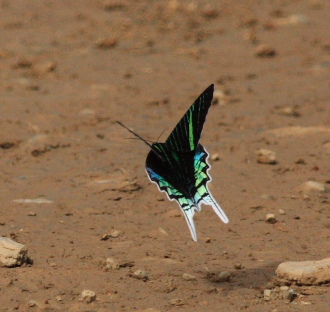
[{"left": 118, "top": 84, "right": 229, "bottom": 241}]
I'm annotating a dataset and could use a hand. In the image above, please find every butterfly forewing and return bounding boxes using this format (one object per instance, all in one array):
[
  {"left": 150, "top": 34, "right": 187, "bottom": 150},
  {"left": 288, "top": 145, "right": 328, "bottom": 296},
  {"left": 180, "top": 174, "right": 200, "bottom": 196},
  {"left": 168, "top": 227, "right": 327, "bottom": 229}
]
[{"left": 165, "top": 84, "right": 214, "bottom": 152}]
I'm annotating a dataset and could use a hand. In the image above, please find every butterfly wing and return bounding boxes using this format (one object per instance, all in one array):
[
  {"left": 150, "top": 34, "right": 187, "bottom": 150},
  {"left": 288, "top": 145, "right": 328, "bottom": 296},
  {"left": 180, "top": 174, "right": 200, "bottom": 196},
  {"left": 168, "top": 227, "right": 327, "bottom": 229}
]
[
  {"left": 193, "top": 144, "right": 229, "bottom": 224},
  {"left": 146, "top": 146, "right": 199, "bottom": 241},
  {"left": 165, "top": 84, "right": 214, "bottom": 152}
]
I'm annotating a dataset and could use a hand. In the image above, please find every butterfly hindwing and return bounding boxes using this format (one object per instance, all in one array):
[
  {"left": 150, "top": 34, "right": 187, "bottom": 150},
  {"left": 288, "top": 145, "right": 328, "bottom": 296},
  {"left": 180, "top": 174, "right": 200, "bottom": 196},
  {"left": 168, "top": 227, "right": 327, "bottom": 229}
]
[
  {"left": 146, "top": 143, "right": 228, "bottom": 241},
  {"left": 165, "top": 84, "right": 214, "bottom": 152},
  {"left": 193, "top": 144, "right": 229, "bottom": 224},
  {"left": 146, "top": 161, "right": 198, "bottom": 241}
]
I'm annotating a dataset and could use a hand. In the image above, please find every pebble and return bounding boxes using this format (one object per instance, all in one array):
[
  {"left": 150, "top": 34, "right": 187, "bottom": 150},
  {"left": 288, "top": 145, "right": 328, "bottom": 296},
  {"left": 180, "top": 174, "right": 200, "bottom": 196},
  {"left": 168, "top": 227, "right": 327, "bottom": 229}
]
[
  {"left": 276, "top": 258, "right": 330, "bottom": 285},
  {"left": 132, "top": 270, "right": 148, "bottom": 281},
  {"left": 207, "top": 271, "right": 231, "bottom": 282},
  {"left": 213, "top": 90, "right": 229, "bottom": 106},
  {"left": 263, "top": 289, "right": 272, "bottom": 301},
  {"left": 278, "top": 209, "right": 286, "bottom": 215},
  {"left": 28, "top": 300, "right": 37, "bottom": 307},
  {"left": 256, "top": 149, "right": 277, "bottom": 164},
  {"left": 210, "top": 153, "right": 220, "bottom": 161},
  {"left": 265, "top": 214, "right": 277, "bottom": 224},
  {"left": 169, "top": 298, "right": 184, "bottom": 306},
  {"left": 286, "top": 289, "right": 297, "bottom": 302},
  {"left": 105, "top": 258, "right": 120, "bottom": 270},
  {"left": 301, "top": 181, "right": 326, "bottom": 194},
  {"left": 234, "top": 263, "right": 243, "bottom": 270},
  {"left": 95, "top": 38, "right": 117, "bottom": 49},
  {"left": 278, "top": 106, "right": 300, "bottom": 117},
  {"left": 0, "top": 236, "right": 30, "bottom": 267},
  {"left": 182, "top": 273, "right": 197, "bottom": 281},
  {"left": 101, "top": 230, "right": 121, "bottom": 240},
  {"left": 255, "top": 45, "right": 276, "bottom": 58},
  {"left": 27, "top": 212, "right": 37, "bottom": 216},
  {"left": 81, "top": 290, "right": 96, "bottom": 303}
]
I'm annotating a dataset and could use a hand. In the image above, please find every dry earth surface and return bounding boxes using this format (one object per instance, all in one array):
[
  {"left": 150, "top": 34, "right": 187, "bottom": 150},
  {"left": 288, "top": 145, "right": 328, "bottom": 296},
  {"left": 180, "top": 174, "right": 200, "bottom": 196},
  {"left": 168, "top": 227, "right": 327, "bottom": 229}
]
[{"left": 0, "top": 0, "right": 330, "bottom": 311}]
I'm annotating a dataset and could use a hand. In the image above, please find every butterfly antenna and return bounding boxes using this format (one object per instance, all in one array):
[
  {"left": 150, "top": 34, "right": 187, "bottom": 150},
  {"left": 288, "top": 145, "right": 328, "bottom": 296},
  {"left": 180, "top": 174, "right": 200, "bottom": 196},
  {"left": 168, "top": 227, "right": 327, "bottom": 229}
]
[
  {"left": 156, "top": 129, "right": 167, "bottom": 142},
  {"left": 116, "top": 121, "right": 153, "bottom": 149},
  {"left": 116, "top": 121, "right": 166, "bottom": 162}
]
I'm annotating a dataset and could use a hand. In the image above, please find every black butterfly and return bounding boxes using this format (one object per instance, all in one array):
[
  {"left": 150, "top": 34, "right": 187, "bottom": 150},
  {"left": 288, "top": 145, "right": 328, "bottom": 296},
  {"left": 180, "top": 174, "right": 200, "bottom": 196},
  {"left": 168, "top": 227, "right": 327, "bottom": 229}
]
[{"left": 117, "top": 84, "right": 228, "bottom": 241}]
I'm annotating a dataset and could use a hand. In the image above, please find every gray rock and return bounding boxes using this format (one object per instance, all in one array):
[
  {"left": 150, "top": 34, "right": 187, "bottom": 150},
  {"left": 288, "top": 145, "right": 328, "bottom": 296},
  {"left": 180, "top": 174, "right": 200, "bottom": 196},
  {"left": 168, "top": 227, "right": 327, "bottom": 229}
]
[
  {"left": 301, "top": 181, "right": 327, "bottom": 194},
  {"left": 276, "top": 258, "right": 330, "bottom": 285},
  {"left": 0, "top": 236, "right": 30, "bottom": 267}
]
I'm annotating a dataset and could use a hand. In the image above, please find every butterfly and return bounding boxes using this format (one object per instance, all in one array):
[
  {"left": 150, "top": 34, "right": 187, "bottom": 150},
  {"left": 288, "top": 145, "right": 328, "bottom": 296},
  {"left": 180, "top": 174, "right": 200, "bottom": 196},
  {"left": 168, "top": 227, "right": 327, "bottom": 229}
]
[{"left": 117, "top": 84, "right": 229, "bottom": 241}]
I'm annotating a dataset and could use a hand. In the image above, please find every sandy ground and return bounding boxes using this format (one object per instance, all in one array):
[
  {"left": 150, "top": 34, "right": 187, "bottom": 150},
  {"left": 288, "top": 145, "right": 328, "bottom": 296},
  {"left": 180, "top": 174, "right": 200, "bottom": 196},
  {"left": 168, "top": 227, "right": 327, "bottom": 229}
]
[{"left": 0, "top": 1, "right": 330, "bottom": 311}]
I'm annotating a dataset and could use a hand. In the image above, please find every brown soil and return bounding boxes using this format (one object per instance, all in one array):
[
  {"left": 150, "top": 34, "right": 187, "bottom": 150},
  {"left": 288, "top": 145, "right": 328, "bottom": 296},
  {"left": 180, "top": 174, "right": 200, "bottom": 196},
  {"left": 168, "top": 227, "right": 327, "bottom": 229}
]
[{"left": 0, "top": 1, "right": 329, "bottom": 311}]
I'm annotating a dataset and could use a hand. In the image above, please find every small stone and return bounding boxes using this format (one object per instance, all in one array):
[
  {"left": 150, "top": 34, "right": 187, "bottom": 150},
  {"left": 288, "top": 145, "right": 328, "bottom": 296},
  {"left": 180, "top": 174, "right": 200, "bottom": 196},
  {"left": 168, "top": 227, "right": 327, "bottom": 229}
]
[
  {"left": 182, "top": 273, "right": 196, "bottom": 281},
  {"left": 201, "top": 5, "right": 219, "bottom": 19},
  {"left": 256, "top": 149, "right": 277, "bottom": 164},
  {"left": 210, "top": 153, "right": 220, "bottom": 161},
  {"left": 278, "top": 209, "right": 286, "bottom": 215},
  {"left": 301, "top": 181, "right": 326, "bottom": 194},
  {"left": 132, "top": 270, "right": 148, "bottom": 280},
  {"left": 105, "top": 258, "right": 120, "bottom": 270},
  {"left": 101, "top": 230, "right": 121, "bottom": 240},
  {"left": 27, "top": 212, "right": 36, "bottom": 216},
  {"left": 255, "top": 45, "right": 276, "bottom": 58},
  {"left": 295, "top": 158, "right": 306, "bottom": 164},
  {"left": 28, "top": 300, "right": 37, "bottom": 307},
  {"left": 265, "top": 214, "right": 277, "bottom": 224},
  {"left": 34, "top": 61, "right": 57, "bottom": 74},
  {"left": 206, "top": 271, "right": 231, "bottom": 282},
  {"left": 109, "top": 230, "right": 121, "bottom": 238},
  {"left": 286, "top": 289, "right": 297, "bottom": 302},
  {"left": 81, "top": 290, "right": 96, "bottom": 303},
  {"left": 263, "top": 289, "right": 272, "bottom": 301},
  {"left": 276, "top": 258, "right": 330, "bottom": 285},
  {"left": 169, "top": 298, "right": 184, "bottom": 306},
  {"left": 213, "top": 90, "right": 229, "bottom": 106},
  {"left": 56, "top": 295, "right": 63, "bottom": 301},
  {"left": 260, "top": 194, "right": 274, "bottom": 200},
  {"left": 234, "top": 263, "right": 243, "bottom": 270},
  {"left": 279, "top": 285, "right": 289, "bottom": 298},
  {"left": 279, "top": 106, "right": 300, "bottom": 117},
  {"left": 205, "top": 237, "right": 211, "bottom": 243},
  {"left": 95, "top": 38, "right": 117, "bottom": 49},
  {"left": 158, "top": 227, "right": 168, "bottom": 236}
]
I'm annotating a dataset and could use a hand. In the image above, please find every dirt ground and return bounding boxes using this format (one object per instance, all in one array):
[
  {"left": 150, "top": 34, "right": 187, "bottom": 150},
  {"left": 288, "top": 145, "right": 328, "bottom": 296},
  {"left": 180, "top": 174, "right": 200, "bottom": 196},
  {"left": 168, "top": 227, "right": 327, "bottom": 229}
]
[{"left": 0, "top": 0, "right": 330, "bottom": 311}]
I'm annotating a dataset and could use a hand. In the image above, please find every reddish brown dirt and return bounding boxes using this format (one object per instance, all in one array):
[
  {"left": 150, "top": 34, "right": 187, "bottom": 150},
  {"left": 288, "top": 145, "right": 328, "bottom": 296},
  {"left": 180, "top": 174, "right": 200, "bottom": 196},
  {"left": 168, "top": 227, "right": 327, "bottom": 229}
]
[{"left": 0, "top": 1, "right": 330, "bottom": 311}]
